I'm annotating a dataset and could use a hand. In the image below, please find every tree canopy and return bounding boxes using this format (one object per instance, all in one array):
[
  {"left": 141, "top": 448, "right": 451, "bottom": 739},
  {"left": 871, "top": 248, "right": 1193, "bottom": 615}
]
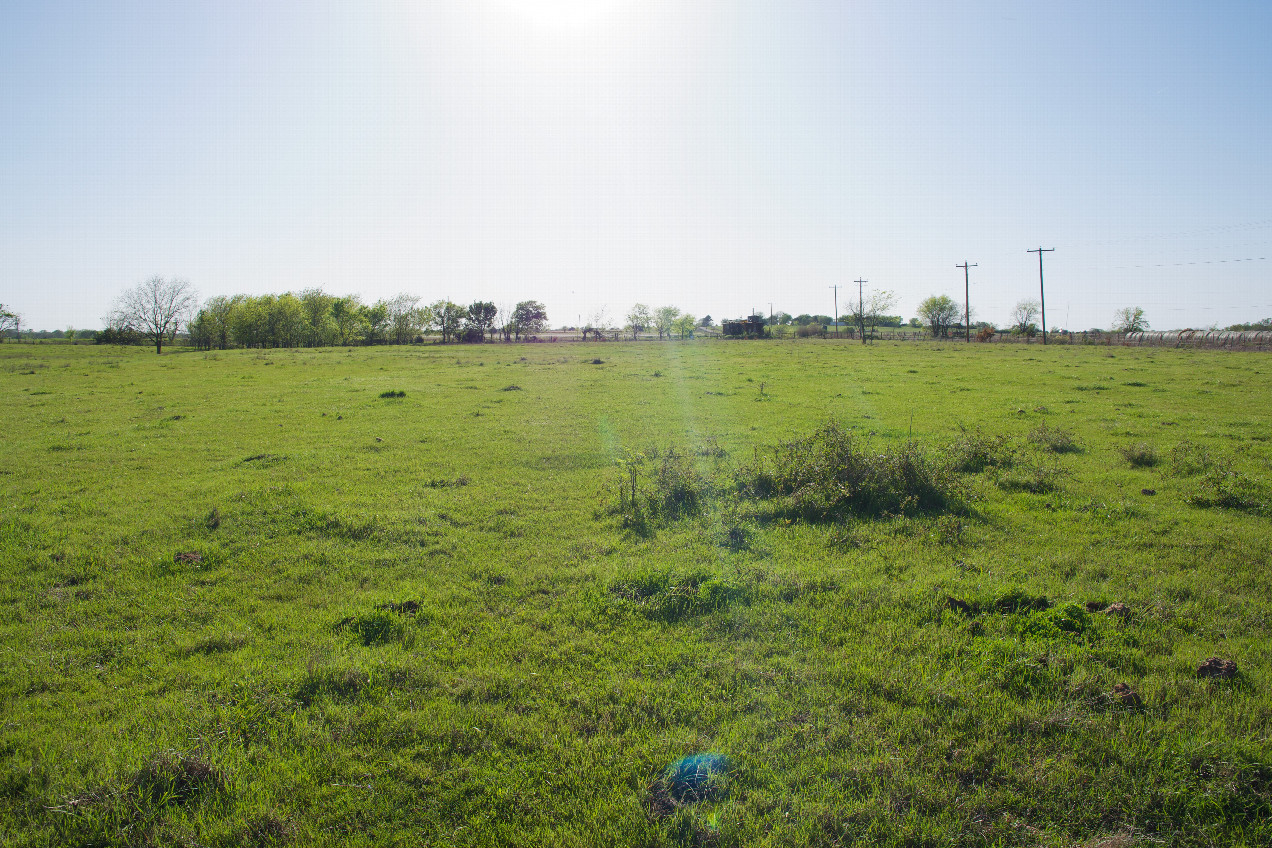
[{"left": 917, "top": 295, "right": 959, "bottom": 338}]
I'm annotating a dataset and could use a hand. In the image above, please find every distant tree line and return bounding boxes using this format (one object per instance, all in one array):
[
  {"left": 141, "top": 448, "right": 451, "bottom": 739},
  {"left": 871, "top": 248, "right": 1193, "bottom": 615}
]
[
  {"left": 184, "top": 292, "right": 548, "bottom": 350},
  {"left": 96, "top": 279, "right": 550, "bottom": 351}
]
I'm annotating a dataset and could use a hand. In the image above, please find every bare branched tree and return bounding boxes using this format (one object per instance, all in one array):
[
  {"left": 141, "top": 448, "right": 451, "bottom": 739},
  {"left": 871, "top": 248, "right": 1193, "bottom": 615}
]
[
  {"left": 0, "top": 303, "right": 20, "bottom": 341},
  {"left": 110, "top": 277, "right": 198, "bottom": 354},
  {"left": 1012, "top": 299, "right": 1041, "bottom": 334},
  {"left": 847, "top": 290, "right": 898, "bottom": 344}
]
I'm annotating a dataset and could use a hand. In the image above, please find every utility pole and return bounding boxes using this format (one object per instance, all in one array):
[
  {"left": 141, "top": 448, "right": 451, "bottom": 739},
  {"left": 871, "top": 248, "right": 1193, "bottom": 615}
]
[
  {"left": 829, "top": 285, "right": 840, "bottom": 338},
  {"left": 956, "top": 262, "right": 977, "bottom": 343},
  {"left": 1027, "top": 248, "right": 1055, "bottom": 344},
  {"left": 855, "top": 279, "right": 867, "bottom": 343}
]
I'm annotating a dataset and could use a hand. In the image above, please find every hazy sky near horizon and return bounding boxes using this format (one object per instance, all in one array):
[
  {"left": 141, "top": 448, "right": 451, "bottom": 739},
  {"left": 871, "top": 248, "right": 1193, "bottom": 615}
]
[{"left": 3, "top": 0, "right": 1270, "bottom": 332}]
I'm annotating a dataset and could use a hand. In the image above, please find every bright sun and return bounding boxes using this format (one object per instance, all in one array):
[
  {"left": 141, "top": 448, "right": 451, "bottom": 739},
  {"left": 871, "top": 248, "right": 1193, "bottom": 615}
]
[{"left": 504, "top": 0, "right": 623, "bottom": 32}]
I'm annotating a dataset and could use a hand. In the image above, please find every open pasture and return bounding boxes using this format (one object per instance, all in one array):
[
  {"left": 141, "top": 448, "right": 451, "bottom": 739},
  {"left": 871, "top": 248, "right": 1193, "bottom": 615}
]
[{"left": 1, "top": 340, "right": 1270, "bottom": 846}]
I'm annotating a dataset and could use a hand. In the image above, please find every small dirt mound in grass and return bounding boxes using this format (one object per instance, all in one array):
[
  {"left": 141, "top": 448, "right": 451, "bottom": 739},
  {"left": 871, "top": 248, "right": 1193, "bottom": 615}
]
[
  {"left": 1111, "top": 683, "right": 1143, "bottom": 708},
  {"left": 1197, "top": 657, "right": 1238, "bottom": 679}
]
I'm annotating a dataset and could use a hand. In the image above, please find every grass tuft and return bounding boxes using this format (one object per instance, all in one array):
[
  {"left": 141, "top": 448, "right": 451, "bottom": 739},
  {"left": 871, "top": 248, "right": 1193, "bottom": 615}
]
[
  {"left": 1027, "top": 421, "right": 1081, "bottom": 453},
  {"left": 1118, "top": 441, "right": 1159, "bottom": 467}
]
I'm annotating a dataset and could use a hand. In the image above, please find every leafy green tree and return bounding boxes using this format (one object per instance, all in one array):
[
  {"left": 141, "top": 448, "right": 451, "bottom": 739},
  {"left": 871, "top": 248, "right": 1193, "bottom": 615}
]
[
  {"left": 698, "top": 315, "right": 714, "bottom": 327},
  {"left": 917, "top": 294, "right": 959, "bottom": 338},
  {"left": 626, "top": 304, "right": 652, "bottom": 340},
  {"left": 299, "top": 288, "right": 337, "bottom": 347},
  {"left": 1225, "top": 317, "right": 1272, "bottom": 331},
  {"left": 361, "top": 301, "right": 390, "bottom": 345},
  {"left": 427, "top": 301, "right": 463, "bottom": 343},
  {"left": 231, "top": 295, "right": 270, "bottom": 348},
  {"left": 653, "top": 306, "right": 680, "bottom": 340},
  {"left": 269, "top": 293, "right": 307, "bottom": 347},
  {"left": 387, "top": 294, "right": 424, "bottom": 344},
  {"left": 512, "top": 300, "right": 548, "bottom": 340},
  {"left": 331, "top": 296, "right": 364, "bottom": 346},
  {"left": 466, "top": 301, "right": 497, "bottom": 341},
  {"left": 672, "top": 313, "right": 696, "bottom": 339}
]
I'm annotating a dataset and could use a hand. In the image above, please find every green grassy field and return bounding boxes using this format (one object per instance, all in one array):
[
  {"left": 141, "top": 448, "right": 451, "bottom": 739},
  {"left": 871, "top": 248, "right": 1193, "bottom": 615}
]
[{"left": 1, "top": 340, "right": 1269, "bottom": 847}]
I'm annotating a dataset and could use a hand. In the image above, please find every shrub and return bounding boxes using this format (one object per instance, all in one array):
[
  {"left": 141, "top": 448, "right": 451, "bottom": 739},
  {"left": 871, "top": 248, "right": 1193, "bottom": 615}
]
[
  {"left": 947, "top": 428, "right": 1015, "bottom": 472},
  {"left": 611, "top": 448, "right": 715, "bottom": 526},
  {"left": 733, "top": 422, "right": 965, "bottom": 520},
  {"left": 1118, "top": 441, "right": 1159, "bottom": 468}
]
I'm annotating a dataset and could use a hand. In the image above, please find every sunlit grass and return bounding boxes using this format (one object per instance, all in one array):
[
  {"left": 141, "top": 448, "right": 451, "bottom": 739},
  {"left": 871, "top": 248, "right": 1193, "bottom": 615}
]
[{"left": 1, "top": 340, "right": 1269, "bottom": 846}]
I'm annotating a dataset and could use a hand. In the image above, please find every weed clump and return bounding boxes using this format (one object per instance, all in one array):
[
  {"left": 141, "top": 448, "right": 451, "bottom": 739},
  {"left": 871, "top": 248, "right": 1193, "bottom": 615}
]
[
  {"left": 1170, "top": 440, "right": 1213, "bottom": 476},
  {"left": 947, "top": 428, "right": 1015, "bottom": 472},
  {"left": 1187, "top": 465, "right": 1269, "bottom": 514},
  {"left": 612, "top": 448, "right": 716, "bottom": 526},
  {"left": 608, "top": 569, "right": 750, "bottom": 622},
  {"left": 734, "top": 422, "right": 964, "bottom": 520},
  {"left": 334, "top": 610, "right": 402, "bottom": 645},
  {"left": 379, "top": 390, "right": 406, "bottom": 398},
  {"left": 1027, "top": 421, "right": 1081, "bottom": 453},
  {"left": 129, "top": 752, "right": 224, "bottom": 804},
  {"left": 1118, "top": 441, "right": 1159, "bottom": 467}
]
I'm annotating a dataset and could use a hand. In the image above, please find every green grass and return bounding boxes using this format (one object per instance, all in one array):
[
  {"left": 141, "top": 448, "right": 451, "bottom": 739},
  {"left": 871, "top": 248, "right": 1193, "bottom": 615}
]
[{"left": 1, "top": 340, "right": 1270, "bottom": 846}]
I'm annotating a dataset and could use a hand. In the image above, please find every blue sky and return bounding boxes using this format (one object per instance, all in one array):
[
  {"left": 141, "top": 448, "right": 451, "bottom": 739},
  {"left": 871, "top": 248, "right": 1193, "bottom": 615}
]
[{"left": 2, "top": 0, "right": 1270, "bottom": 331}]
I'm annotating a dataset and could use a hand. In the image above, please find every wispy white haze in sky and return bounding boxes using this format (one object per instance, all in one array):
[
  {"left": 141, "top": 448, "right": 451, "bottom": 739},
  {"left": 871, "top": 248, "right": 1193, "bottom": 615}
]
[{"left": 2, "top": 0, "right": 1270, "bottom": 331}]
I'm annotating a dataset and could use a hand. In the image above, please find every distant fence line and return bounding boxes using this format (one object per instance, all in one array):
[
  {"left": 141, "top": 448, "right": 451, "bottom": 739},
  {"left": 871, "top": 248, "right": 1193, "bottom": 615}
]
[
  {"left": 1122, "top": 330, "right": 1272, "bottom": 350},
  {"left": 29, "top": 327, "right": 1268, "bottom": 351}
]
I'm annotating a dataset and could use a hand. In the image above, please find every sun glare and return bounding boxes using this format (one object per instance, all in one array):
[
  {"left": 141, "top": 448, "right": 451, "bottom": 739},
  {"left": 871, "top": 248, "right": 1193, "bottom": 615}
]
[{"left": 504, "top": 0, "right": 623, "bottom": 32}]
